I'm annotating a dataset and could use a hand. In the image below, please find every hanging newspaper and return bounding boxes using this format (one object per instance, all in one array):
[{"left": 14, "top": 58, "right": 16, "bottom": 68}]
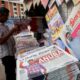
[
  {"left": 65, "top": 3, "right": 80, "bottom": 30},
  {"left": 59, "top": 3, "right": 80, "bottom": 59},
  {"left": 17, "top": 45, "right": 79, "bottom": 80},
  {"left": 45, "top": 5, "right": 64, "bottom": 41}
]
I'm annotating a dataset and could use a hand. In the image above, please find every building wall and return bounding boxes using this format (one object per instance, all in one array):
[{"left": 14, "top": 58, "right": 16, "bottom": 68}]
[
  {"left": 9, "top": 2, "right": 14, "bottom": 17},
  {"left": 0, "top": 0, "right": 25, "bottom": 18}
]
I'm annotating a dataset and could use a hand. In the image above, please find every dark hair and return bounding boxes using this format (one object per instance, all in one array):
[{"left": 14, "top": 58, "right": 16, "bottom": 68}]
[{"left": 0, "top": 7, "right": 9, "bottom": 15}]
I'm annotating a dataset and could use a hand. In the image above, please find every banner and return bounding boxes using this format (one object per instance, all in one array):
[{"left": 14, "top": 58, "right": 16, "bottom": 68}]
[{"left": 45, "top": 5, "right": 64, "bottom": 41}]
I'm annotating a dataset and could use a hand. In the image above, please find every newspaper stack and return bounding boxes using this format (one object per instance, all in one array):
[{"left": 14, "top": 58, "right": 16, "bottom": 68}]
[
  {"left": 16, "top": 45, "right": 80, "bottom": 80},
  {"left": 14, "top": 31, "right": 39, "bottom": 55}
]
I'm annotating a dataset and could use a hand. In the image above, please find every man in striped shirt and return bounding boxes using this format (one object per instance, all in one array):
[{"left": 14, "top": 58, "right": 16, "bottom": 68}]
[{"left": 0, "top": 7, "right": 20, "bottom": 80}]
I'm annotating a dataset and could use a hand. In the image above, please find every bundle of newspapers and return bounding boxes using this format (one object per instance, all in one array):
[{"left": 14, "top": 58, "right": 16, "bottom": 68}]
[
  {"left": 14, "top": 31, "right": 39, "bottom": 55},
  {"left": 16, "top": 45, "right": 80, "bottom": 80}
]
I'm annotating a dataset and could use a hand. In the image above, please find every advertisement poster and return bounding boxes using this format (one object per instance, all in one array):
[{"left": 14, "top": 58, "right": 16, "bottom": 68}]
[{"left": 45, "top": 5, "right": 64, "bottom": 41}]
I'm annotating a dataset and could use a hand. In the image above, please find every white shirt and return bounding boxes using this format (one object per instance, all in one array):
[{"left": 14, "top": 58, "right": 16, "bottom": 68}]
[{"left": 0, "top": 23, "right": 16, "bottom": 58}]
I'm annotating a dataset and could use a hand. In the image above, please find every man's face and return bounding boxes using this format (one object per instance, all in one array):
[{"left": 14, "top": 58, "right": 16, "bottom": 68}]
[{"left": 0, "top": 13, "right": 9, "bottom": 23}]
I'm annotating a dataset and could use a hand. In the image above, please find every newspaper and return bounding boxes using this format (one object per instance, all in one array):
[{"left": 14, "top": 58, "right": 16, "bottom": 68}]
[
  {"left": 59, "top": 4, "right": 80, "bottom": 59},
  {"left": 45, "top": 5, "right": 64, "bottom": 41},
  {"left": 17, "top": 45, "right": 79, "bottom": 80},
  {"left": 14, "top": 31, "right": 39, "bottom": 56}
]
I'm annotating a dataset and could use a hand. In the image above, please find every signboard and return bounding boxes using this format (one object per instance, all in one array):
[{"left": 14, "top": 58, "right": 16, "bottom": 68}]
[{"left": 45, "top": 5, "right": 64, "bottom": 41}]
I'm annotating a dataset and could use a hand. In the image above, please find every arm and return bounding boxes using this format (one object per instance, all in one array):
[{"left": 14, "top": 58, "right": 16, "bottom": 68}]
[{"left": 0, "top": 26, "right": 19, "bottom": 44}]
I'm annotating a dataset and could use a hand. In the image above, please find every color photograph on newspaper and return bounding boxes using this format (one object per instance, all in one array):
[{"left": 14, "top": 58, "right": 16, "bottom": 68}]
[{"left": 45, "top": 5, "right": 64, "bottom": 41}]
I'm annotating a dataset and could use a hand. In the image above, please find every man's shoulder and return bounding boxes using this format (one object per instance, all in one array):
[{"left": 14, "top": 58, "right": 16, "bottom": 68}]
[{"left": 0, "top": 24, "right": 9, "bottom": 31}]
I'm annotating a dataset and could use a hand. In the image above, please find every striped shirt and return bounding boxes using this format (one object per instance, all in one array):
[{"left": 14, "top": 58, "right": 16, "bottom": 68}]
[{"left": 0, "top": 23, "right": 16, "bottom": 58}]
